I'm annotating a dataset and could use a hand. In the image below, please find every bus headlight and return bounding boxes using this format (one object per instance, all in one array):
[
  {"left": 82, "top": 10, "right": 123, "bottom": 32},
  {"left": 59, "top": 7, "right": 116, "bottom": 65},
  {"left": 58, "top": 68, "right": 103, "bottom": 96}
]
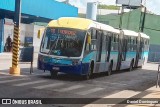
[{"left": 72, "top": 60, "right": 81, "bottom": 65}]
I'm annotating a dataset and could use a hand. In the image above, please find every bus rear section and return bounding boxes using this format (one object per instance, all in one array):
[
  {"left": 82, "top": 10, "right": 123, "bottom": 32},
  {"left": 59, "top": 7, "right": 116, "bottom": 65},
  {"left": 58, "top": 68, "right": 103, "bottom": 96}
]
[
  {"left": 137, "top": 33, "right": 150, "bottom": 67},
  {"left": 119, "top": 30, "right": 139, "bottom": 70}
]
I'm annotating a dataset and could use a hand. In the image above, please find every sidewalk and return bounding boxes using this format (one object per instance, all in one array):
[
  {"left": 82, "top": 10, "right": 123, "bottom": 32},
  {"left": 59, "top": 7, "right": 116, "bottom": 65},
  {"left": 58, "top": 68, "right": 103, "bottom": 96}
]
[
  {"left": 83, "top": 86, "right": 160, "bottom": 107},
  {"left": 125, "top": 86, "right": 160, "bottom": 107}
]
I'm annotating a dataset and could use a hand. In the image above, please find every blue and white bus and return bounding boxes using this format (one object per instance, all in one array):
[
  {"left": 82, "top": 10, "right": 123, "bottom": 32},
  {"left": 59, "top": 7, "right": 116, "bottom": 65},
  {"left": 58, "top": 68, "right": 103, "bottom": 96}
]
[{"left": 37, "top": 17, "right": 150, "bottom": 79}]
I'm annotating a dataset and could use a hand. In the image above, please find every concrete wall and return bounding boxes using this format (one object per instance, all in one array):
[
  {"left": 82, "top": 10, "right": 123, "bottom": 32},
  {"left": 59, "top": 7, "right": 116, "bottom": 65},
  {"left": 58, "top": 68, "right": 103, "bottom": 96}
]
[
  {"left": 4, "top": 24, "right": 34, "bottom": 45},
  {"left": 33, "top": 25, "right": 44, "bottom": 52},
  {"left": 3, "top": 21, "right": 44, "bottom": 53}
]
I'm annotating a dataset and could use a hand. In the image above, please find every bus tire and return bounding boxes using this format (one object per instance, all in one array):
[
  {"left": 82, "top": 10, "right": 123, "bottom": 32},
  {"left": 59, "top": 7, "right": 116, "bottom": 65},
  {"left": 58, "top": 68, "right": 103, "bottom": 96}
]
[
  {"left": 85, "top": 63, "right": 94, "bottom": 80},
  {"left": 50, "top": 70, "right": 58, "bottom": 78},
  {"left": 129, "top": 60, "right": 134, "bottom": 71},
  {"left": 108, "top": 62, "right": 113, "bottom": 76}
]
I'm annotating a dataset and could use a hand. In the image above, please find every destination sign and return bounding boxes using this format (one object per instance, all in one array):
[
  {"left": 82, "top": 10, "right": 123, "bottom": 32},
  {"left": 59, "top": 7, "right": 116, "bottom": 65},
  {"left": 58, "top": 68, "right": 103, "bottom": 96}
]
[{"left": 50, "top": 28, "right": 77, "bottom": 36}]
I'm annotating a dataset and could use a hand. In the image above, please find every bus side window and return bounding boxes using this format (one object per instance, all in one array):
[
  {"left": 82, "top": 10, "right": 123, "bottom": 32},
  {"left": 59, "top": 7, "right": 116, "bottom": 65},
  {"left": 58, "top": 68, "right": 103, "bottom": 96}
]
[
  {"left": 127, "top": 36, "right": 130, "bottom": 51},
  {"left": 112, "top": 34, "right": 117, "bottom": 51},
  {"left": 91, "top": 29, "right": 97, "bottom": 50}
]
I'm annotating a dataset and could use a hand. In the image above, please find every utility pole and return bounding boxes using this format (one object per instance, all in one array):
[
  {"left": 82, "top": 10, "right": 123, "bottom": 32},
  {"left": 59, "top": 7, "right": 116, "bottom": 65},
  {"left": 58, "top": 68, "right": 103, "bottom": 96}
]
[
  {"left": 141, "top": 6, "right": 146, "bottom": 32},
  {"left": 119, "top": 6, "right": 124, "bottom": 29},
  {"left": 10, "top": 0, "right": 21, "bottom": 75}
]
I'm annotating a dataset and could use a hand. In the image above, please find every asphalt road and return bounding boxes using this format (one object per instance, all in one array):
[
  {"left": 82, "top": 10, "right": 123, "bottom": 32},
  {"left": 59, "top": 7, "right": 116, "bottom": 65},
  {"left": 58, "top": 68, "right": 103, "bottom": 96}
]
[{"left": 0, "top": 53, "right": 159, "bottom": 107}]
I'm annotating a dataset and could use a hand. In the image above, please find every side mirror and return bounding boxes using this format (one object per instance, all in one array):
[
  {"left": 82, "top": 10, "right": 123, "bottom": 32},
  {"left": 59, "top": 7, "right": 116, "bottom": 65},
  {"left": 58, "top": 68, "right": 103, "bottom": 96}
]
[
  {"left": 37, "top": 30, "right": 41, "bottom": 39},
  {"left": 37, "top": 28, "right": 45, "bottom": 39},
  {"left": 87, "top": 33, "right": 91, "bottom": 44}
]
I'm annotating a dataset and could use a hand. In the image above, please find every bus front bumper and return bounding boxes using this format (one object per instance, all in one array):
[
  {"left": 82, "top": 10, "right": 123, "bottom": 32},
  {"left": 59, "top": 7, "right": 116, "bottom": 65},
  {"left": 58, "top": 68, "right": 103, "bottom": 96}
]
[{"left": 38, "top": 61, "right": 89, "bottom": 75}]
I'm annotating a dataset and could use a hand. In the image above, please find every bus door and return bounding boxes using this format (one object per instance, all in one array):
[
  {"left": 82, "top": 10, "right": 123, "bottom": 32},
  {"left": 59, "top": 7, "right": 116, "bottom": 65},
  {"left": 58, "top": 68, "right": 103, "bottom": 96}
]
[
  {"left": 135, "top": 35, "right": 141, "bottom": 67},
  {"left": 101, "top": 32, "right": 108, "bottom": 62},
  {"left": 96, "top": 30, "right": 103, "bottom": 62},
  {"left": 122, "top": 35, "right": 128, "bottom": 61},
  {"left": 95, "top": 30, "right": 103, "bottom": 72},
  {"left": 106, "top": 33, "right": 112, "bottom": 62},
  {"left": 139, "top": 38, "right": 145, "bottom": 61},
  {"left": 116, "top": 34, "right": 122, "bottom": 70}
]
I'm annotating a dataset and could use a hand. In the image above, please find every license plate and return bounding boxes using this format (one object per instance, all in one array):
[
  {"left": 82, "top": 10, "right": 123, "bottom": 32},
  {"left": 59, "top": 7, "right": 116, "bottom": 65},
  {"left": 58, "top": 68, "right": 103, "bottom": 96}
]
[{"left": 53, "top": 67, "right": 59, "bottom": 70}]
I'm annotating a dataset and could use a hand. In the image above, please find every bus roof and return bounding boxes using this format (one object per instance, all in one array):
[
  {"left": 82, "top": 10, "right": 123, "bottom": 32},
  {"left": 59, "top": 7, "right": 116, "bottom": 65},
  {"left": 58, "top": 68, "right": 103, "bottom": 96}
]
[
  {"left": 48, "top": 17, "right": 93, "bottom": 30},
  {"left": 122, "top": 30, "right": 138, "bottom": 37},
  {"left": 139, "top": 33, "right": 150, "bottom": 39},
  {"left": 47, "top": 17, "right": 120, "bottom": 33},
  {"left": 91, "top": 22, "right": 120, "bottom": 34}
]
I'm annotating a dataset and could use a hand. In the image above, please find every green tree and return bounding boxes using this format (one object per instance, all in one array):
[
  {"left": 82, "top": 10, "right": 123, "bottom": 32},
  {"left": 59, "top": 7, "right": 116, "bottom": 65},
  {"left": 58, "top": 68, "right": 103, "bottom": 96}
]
[{"left": 98, "top": 4, "right": 119, "bottom": 10}]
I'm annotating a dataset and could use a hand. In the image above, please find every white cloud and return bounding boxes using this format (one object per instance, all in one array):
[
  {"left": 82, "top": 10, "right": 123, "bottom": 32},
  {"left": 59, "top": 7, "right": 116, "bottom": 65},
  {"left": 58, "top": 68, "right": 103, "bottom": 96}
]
[
  {"left": 146, "top": 0, "right": 160, "bottom": 15},
  {"left": 57, "top": 0, "right": 116, "bottom": 8},
  {"left": 57, "top": 0, "right": 160, "bottom": 15}
]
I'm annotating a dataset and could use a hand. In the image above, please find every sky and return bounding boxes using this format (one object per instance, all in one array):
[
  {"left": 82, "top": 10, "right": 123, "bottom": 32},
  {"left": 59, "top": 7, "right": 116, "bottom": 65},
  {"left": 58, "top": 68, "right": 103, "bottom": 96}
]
[{"left": 57, "top": 0, "right": 160, "bottom": 15}]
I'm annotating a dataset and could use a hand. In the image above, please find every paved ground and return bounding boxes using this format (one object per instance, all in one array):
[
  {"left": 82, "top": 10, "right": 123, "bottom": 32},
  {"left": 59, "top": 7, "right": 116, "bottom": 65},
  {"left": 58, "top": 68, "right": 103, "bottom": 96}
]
[{"left": 0, "top": 52, "right": 159, "bottom": 107}]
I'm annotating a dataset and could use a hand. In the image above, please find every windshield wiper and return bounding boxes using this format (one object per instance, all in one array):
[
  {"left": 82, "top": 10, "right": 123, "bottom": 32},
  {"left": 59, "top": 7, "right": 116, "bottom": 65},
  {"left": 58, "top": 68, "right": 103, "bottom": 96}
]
[{"left": 48, "top": 36, "right": 59, "bottom": 55}]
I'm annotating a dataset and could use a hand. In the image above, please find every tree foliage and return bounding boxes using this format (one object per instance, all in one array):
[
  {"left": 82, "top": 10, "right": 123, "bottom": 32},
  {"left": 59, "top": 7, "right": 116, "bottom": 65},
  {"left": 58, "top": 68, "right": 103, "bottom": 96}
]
[{"left": 98, "top": 4, "right": 119, "bottom": 10}]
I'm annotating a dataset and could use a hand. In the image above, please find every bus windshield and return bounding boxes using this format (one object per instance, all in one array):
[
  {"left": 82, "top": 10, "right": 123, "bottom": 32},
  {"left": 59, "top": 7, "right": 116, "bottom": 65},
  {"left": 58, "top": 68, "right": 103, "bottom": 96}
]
[{"left": 40, "top": 27, "right": 86, "bottom": 57}]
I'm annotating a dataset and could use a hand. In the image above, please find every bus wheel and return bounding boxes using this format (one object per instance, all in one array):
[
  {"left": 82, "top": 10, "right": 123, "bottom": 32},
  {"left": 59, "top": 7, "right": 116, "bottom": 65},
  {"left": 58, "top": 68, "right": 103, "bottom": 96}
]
[
  {"left": 50, "top": 70, "right": 58, "bottom": 78},
  {"left": 129, "top": 61, "right": 134, "bottom": 71},
  {"left": 108, "top": 63, "right": 113, "bottom": 76},
  {"left": 85, "top": 66, "right": 93, "bottom": 80}
]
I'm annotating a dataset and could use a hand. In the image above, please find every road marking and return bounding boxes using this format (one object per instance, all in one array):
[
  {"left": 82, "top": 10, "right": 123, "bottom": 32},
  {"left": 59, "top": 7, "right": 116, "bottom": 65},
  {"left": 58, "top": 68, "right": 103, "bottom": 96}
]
[
  {"left": 0, "top": 72, "right": 28, "bottom": 77},
  {"left": 0, "top": 76, "right": 13, "bottom": 79},
  {"left": 34, "top": 83, "right": 64, "bottom": 89},
  {"left": 83, "top": 90, "right": 141, "bottom": 107},
  {"left": 77, "top": 88, "right": 104, "bottom": 95},
  {"left": 104, "top": 90, "right": 141, "bottom": 98},
  {"left": 57, "top": 85, "right": 84, "bottom": 92},
  {"left": 0, "top": 78, "right": 28, "bottom": 84},
  {"left": 14, "top": 80, "right": 47, "bottom": 86},
  {"left": 93, "top": 80, "right": 128, "bottom": 86}
]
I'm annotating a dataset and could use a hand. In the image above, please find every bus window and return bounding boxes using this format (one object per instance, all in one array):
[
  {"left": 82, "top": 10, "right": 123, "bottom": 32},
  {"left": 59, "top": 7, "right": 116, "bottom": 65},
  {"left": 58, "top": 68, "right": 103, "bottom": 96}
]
[
  {"left": 91, "top": 29, "right": 97, "bottom": 39},
  {"left": 91, "top": 29, "right": 97, "bottom": 50},
  {"left": 40, "top": 27, "right": 86, "bottom": 57},
  {"left": 112, "top": 34, "right": 119, "bottom": 51},
  {"left": 127, "top": 36, "right": 131, "bottom": 51}
]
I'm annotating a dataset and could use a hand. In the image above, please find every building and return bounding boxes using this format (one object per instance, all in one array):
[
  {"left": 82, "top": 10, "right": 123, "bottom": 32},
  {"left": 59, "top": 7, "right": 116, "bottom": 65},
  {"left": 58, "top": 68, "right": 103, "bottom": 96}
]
[{"left": 0, "top": 0, "right": 78, "bottom": 53}]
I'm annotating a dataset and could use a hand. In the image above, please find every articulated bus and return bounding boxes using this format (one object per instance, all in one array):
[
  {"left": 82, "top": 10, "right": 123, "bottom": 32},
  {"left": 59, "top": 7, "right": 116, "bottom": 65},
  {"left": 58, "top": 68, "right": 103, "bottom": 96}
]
[{"left": 37, "top": 17, "right": 150, "bottom": 79}]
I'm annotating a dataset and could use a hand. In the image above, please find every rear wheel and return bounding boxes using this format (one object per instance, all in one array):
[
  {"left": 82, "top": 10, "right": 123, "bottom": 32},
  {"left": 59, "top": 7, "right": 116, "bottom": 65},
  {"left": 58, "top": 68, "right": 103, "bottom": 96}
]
[
  {"left": 129, "top": 60, "right": 134, "bottom": 71},
  {"left": 84, "top": 65, "right": 93, "bottom": 80},
  {"left": 50, "top": 70, "right": 58, "bottom": 78},
  {"left": 107, "top": 63, "right": 113, "bottom": 76}
]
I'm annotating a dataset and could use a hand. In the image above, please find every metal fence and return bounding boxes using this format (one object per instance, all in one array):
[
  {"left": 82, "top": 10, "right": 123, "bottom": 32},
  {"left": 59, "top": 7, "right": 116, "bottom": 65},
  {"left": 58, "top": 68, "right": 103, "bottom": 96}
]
[{"left": 148, "top": 52, "right": 160, "bottom": 62}]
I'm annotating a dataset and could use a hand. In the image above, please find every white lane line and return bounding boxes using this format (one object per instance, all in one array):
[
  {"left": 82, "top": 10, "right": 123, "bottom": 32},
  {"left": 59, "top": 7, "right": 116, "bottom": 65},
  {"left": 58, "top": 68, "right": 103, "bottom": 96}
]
[
  {"left": 0, "top": 76, "right": 13, "bottom": 79},
  {"left": 0, "top": 78, "right": 29, "bottom": 84},
  {"left": 83, "top": 90, "right": 141, "bottom": 107},
  {"left": 57, "top": 85, "right": 84, "bottom": 92},
  {"left": 33, "top": 83, "right": 64, "bottom": 89},
  {"left": 14, "top": 80, "right": 47, "bottom": 86},
  {"left": 104, "top": 90, "right": 141, "bottom": 98},
  {"left": 77, "top": 88, "right": 104, "bottom": 95},
  {"left": 93, "top": 80, "right": 128, "bottom": 86}
]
